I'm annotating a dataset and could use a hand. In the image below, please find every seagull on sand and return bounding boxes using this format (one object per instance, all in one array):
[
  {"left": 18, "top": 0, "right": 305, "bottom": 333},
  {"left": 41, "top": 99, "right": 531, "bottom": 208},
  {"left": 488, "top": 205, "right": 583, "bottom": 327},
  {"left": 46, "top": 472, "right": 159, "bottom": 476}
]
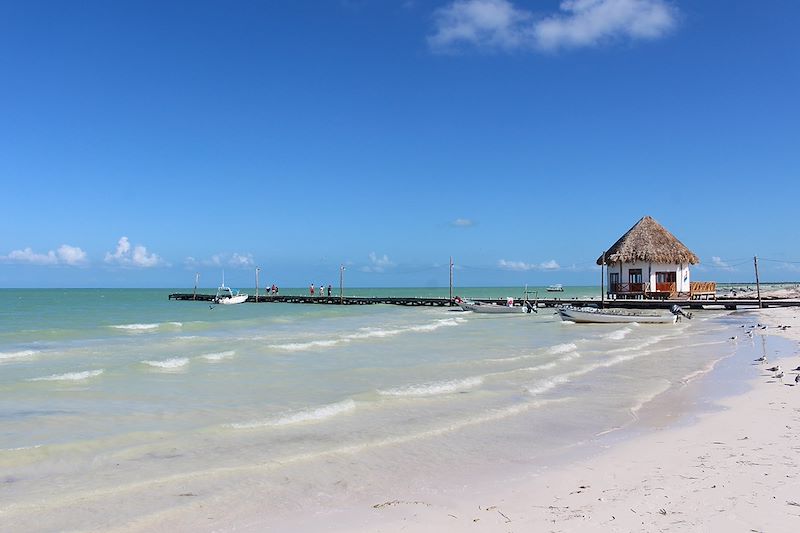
[
  {"left": 792, "top": 366, "right": 800, "bottom": 372},
  {"left": 754, "top": 356, "right": 767, "bottom": 363},
  {"left": 766, "top": 365, "right": 781, "bottom": 373},
  {"left": 795, "top": 374, "right": 800, "bottom": 384},
  {"left": 775, "top": 371, "right": 784, "bottom": 380}
]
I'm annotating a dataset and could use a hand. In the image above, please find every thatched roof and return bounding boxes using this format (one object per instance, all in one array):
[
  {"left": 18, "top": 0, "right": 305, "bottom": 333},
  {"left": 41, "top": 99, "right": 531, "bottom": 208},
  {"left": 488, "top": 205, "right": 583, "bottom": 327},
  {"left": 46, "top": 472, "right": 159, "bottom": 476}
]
[{"left": 597, "top": 216, "right": 700, "bottom": 265}]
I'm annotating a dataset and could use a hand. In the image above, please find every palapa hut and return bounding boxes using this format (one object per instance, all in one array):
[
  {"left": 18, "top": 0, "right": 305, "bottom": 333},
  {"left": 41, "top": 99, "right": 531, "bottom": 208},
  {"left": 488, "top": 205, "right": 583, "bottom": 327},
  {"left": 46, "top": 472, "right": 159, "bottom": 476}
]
[{"left": 598, "top": 216, "right": 714, "bottom": 299}]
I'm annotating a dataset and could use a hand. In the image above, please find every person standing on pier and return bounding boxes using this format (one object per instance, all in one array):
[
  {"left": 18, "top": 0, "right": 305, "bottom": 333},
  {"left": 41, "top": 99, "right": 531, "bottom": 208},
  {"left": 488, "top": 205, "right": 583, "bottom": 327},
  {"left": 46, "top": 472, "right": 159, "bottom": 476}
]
[
  {"left": 319, "top": 283, "right": 324, "bottom": 297},
  {"left": 310, "top": 283, "right": 315, "bottom": 296},
  {"left": 327, "top": 284, "right": 332, "bottom": 297}
]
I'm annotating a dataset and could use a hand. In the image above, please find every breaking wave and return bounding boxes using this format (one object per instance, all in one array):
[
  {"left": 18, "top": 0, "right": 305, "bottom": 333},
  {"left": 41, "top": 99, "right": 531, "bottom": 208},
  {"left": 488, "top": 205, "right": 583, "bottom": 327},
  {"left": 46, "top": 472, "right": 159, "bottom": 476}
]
[
  {"left": 548, "top": 342, "right": 578, "bottom": 355},
  {"left": 230, "top": 399, "right": 356, "bottom": 429},
  {"left": 269, "top": 339, "right": 346, "bottom": 352},
  {"left": 378, "top": 376, "right": 483, "bottom": 397},
  {"left": 604, "top": 327, "right": 633, "bottom": 341},
  {"left": 29, "top": 369, "right": 104, "bottom": 382},
  {"left": 269, "top": 318, "right": 467, "bottom": 352},
  {"left": 109, "top": 322, "right": 182, "bottom": 332},
  {"left": 141, "top": 357, "right": 190, "bottom": 369},
  {"left": 0, "top": 349, "right": 40, "bottom": 361},
  {"left": 200, "top": 350, "right": 235, "bottom": 362}
]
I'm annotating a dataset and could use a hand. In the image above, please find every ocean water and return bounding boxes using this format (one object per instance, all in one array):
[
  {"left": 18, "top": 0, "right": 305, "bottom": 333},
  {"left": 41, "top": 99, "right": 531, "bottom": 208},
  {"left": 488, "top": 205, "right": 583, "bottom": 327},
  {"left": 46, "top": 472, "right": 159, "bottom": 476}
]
[{"left": 0, "top": 289, "right": 755, "bottom": 530}]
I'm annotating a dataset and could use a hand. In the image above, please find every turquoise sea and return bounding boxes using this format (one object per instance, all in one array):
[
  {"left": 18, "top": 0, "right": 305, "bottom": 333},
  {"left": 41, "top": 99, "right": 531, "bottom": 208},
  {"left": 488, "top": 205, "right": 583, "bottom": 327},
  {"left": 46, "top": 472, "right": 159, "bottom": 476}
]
[{"left": 0, "top": 288, "right": 762, "bottom": 530}]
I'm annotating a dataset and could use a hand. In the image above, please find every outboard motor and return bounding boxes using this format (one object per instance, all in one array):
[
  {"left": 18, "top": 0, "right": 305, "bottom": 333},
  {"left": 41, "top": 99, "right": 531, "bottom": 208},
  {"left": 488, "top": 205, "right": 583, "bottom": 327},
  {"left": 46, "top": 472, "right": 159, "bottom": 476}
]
[
  {"left": 670, "top": 304, "right": 692, "bottom": 321},
  {"left": 524, "top": 300, "right": 538, "bottom": 314}
]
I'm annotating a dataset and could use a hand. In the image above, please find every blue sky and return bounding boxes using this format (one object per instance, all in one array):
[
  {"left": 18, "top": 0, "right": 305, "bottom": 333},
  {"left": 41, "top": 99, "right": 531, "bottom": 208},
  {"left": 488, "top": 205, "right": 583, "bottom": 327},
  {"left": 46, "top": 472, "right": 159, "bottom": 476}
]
[{"left": 1, "top": 0, "right": 798, "bottom": 288}]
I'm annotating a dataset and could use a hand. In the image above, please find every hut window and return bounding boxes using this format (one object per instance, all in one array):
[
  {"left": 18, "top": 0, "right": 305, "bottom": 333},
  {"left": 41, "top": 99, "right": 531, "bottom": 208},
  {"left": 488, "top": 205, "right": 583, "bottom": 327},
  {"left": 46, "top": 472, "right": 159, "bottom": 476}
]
[{"left": 628, "top": 269, "right": 643, "bottom": 284}]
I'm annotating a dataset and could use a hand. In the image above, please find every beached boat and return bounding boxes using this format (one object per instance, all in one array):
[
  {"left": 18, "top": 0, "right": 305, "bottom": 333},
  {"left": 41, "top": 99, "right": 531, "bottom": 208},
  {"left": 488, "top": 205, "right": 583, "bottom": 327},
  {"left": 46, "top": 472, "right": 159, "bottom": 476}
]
[
  {"left": 457, "top": 295, "right": 537, "bottom": 315},
  {"left": 557, "top": 305, "right": 682, "bottom": 324},
  {"left": 546, "top": 284, "right": 565, "bottom": 292},
  {"left": 460, "top": 300, "right": 535, "bottom": 314}
]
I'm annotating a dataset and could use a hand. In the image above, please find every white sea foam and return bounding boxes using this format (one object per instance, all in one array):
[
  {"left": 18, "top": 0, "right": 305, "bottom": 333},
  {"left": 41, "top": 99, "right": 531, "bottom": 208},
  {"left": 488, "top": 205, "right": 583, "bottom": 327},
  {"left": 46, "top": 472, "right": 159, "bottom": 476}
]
[
  {"left": 269, "top": 318, "right": 467, "bottom": 352},
  {"left": 200, "top": 350, "right": 235, "bottom": 362},
  {"left": 0, "top": 349, "right": 39, "bottom": 361},
  {"left": 230, "top": 399, "right": 357, "bottom": 429},
  {"left": 604, "top": 327, "right": 632, "bottom": 340},
  {"left": 109, "top": 322, "right": 182, "bottom": 332},
  {"left": 548, "top": 342, "right": 578, "bottom": 355},
  {"left": 141, "top": 357, "right": 189, "bottom": 369},
  {"left": 1, "top": 444, "right": 43, "bottom": 452},
  {"left": 526, "top": 348, "right": 654, "bottom": 396},
  {"left": 527, "top": 374, "right": 571, "bottom": 395},
  {"left": 110, "top": 323, "right": 160, "bottom": 331},
  {"left": 29, "top": 369, "right": 104, "bottom": 382},
  {"left": 269, "top": 339, "right": 347, "bottom": 352},
  {"left": 379, "top": 376, "right": 483, "bottom": 397}
]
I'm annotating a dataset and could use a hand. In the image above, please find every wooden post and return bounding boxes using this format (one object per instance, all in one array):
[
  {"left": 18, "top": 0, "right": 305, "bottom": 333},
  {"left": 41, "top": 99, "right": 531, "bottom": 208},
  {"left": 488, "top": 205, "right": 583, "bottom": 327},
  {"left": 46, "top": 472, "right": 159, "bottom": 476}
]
[
  {"left": 449, "top": 256, "right": 454, "bottom": 305},
  {"left": 601, "top": 251, "right": 605, "bottom": 309},
  {"left": 193, "top": 272, "right": 199, "bottom": 300},
  {"left": 339, "top": 264, "right": 345, "bottom": 303},
  {"left": 754, "top": 256, "right": 762, "bottom": 309},
  {"left": 255, "top": 267, "right": 260, "bottom": 303}
]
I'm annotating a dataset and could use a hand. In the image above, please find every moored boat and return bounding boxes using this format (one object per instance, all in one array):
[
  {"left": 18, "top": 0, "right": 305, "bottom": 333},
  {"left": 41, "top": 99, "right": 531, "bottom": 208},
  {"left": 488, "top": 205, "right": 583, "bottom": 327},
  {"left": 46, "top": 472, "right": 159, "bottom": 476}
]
[
  {"left": 459, "top": 298, "right": 535, "bottom": 314},
  {"left": 212, "top": 272, "right": 248, "bottom": 305},
  {"left": 557, "top": 305, "right": 685, "bottom": 324},
  {"left": 546, "top": 284, "right": 564, "bottom": 292}
]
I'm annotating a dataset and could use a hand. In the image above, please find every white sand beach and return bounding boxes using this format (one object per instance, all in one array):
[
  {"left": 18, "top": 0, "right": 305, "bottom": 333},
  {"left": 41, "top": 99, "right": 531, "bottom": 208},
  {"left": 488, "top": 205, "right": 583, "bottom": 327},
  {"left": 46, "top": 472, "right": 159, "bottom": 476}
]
[{"left": 289, "top": 308, "right": 800, "bottom": 533}]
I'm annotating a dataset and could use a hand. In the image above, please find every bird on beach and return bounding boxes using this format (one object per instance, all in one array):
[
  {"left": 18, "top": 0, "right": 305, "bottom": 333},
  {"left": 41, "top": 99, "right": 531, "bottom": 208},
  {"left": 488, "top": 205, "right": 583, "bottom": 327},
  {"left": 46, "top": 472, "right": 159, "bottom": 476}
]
[
  {"left": 791, "top": 366, "right": 800, "bottom": 371},
  {"left": 766, "top": 365, "right": 781, "bottom": 373},
  {"left": 775, "top": 371, "right": 784, "bottom": 380},
  {"left": 795, "top": 374, "right": 800, "bottom": 384},
  {"left": 754, "top": 356, "right": 767, "bottom": 363}
]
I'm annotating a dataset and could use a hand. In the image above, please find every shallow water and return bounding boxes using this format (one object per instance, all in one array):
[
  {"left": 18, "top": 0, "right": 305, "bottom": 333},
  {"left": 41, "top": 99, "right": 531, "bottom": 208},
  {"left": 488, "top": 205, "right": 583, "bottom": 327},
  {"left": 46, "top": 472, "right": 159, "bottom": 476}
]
[{"left": 0, "top": 289, "right": 753, "bottom": 529}]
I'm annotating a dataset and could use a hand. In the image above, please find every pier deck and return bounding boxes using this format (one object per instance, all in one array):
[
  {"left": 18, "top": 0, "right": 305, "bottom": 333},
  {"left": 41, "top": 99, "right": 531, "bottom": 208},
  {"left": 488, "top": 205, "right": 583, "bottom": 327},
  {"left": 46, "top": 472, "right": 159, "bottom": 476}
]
[{"left": 168, "top": 293, "right": 800, "bottom": 310}]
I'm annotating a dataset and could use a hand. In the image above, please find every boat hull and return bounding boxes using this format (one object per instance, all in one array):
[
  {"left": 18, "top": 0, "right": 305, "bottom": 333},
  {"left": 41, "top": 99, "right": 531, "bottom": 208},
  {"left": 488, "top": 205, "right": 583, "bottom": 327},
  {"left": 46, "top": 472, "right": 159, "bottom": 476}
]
[
  {"left": 218, "top": 294, "right": 248, "bottom": 305},
  {"left": 558, "top": 307, "right": 676, "bottom": 324},
  {"left": 460, "top": 303, "right": 533, "bottom": 314}
]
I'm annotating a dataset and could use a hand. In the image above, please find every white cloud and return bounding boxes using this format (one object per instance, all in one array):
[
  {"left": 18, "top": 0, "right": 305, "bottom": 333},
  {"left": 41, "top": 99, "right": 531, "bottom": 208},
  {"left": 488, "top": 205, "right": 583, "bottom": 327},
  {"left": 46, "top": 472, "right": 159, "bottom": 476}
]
[
  {"left": 429, "top": 0, "right": 677, "bottom": 52},
  {"left": 538, "top": 259, "right": 561, "bottom": 270},
  {"left": 710, "top": 256, "right": 735, "bottom": 271},
  {"left": 497, "top": 258, "right": 561, "bottom": 271},
  {"left": 184, "top": 252, "right": 255, "bottom": 270},
  {"left": 229, "top": 253, "right": 254, "bottom": 268},
  {"left": 56, "top": 244, "right": 88, "bottom": 265},
  {"left": 451, "top": 218, "right": 475, "bottom": 227},
  {"left": 6, "top": 248, "right": 58, "bottom": 265},
  {"left": 3, "top": 244, "right": 88, "bottom": 266},
  {"left": 361, "top": 252, "right": 395, "bottom": 273},
  {"left": 105, "top": 236, "right": 164, "bottom": 268},
  {"left": 429, "top": 0, "right": 532, "bottom": 51}
]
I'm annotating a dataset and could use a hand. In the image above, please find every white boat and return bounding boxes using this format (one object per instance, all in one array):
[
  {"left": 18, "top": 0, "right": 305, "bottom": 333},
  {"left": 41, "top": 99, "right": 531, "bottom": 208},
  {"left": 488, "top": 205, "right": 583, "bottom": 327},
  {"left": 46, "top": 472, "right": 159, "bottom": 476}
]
[
  {"left": 212, "top": 272, "right": 248, "bottom": 305},
  {"left": 546, "top": 284, "right": 564, "bottom": 292},
  {"left": 457, "top": 295, "right": 537, "bottom": 315},
  {"left": 557, "top": 305, "right": 683, "bottom": 324}
]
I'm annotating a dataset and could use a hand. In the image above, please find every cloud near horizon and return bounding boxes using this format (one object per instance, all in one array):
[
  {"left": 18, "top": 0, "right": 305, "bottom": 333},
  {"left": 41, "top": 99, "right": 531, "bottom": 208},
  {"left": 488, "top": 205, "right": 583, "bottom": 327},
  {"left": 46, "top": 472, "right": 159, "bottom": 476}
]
[
  {"left": 498, "top": 258, "right": 561, "bottom": 271},
  {"left": 2, "top": 244, "right": 88, "bottom": 266},
  {"left": 361, "top": 252, "right": 395, "bottom": 273},
  {"left": 184, "top": 252, "right": 255, "bottom": 270},
  {"left": 710, "top": 256, "right": 735, "bottom": 271},
  {"left": 429, "top": 0, "right": 678, "bottom": 52},
  {"left": 104, "top": 237, "right": 164, "bottom": 268}
]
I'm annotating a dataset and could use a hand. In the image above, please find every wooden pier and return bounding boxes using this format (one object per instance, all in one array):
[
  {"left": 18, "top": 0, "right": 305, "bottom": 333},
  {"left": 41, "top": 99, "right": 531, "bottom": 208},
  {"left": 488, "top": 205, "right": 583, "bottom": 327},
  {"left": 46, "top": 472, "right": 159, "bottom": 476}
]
[{"left": 168, "top": 293, "right": 800, "bottom": 310}]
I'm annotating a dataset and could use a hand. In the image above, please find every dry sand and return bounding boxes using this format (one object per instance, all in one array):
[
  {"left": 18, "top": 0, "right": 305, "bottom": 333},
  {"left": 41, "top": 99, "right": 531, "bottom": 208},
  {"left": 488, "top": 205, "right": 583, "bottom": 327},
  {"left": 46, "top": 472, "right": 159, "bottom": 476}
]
[{"left": 309, "top": 307, "right": 800, "bottom": 533}]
